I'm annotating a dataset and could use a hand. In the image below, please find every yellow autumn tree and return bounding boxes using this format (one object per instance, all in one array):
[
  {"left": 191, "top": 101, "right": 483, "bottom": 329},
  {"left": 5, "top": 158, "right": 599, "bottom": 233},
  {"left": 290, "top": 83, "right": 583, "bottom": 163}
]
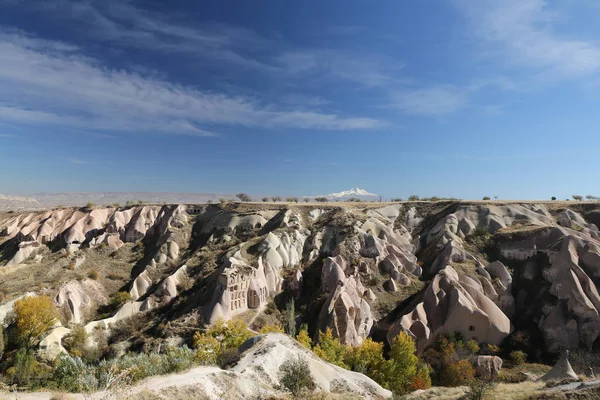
[
  {"left": 13, "top": 295, "right": 59, "bottom": 348},
  {"left": 313, "top": 328, "right": 348, "bottom": 369},
  {"left": 296, "top": 326, "right": 313, "bottom": 349},
  {"left": 346, "top": 338, "right": 385, "bottom": 376},
  {"left": 259, "top": 323, "right": 284, "bottom": 334},
  {"left": 193, "top": 318, "right": 254, "bottom": 364}
]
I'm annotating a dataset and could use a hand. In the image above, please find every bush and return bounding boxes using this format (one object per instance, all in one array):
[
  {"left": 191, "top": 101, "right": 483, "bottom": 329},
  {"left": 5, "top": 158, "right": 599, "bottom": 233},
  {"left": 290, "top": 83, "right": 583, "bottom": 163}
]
[
  {"left": 482, "top": 196, "right": 491, "bottom": 201},
  {"left": 440, "top": 360, "right": 475, "bottom": 387},
  {"left": 85, "top": 202, "right": 95, "bottom": 209},
  {"left": 87, "top": 270, "right": 99, "bottom": 280},
  {"left": 573, "top": 195, "right": 583, "bottom": 201},
  {"left": 110, "top": 291, "right": 131, "bottom": 307},
  {"left": 261, "top": 197, "right": 269, "bottom": 202},
  {"left": 480, "top": 343, "right": 500, "bottom": 356},
  {"left": 412, "top": 363, "right": 433, "bottom": 391},
  {"left": 314, "top": 197, "right": 328, "bottom": 203},
  {"left": 509, "top": 350, "right": 527, "bottom": 366},
  {"left": 461, "top": 379, "right": 496, "bottom": 400},
  {"left": 408, "top": 195, "right": 419, "bottom": 201},
  {"left": 279, "top": 356, "right": 315, "bottom": 396},
  {"left": 193, "top": 318, "right": 253, "bottom": 365},
  {"left": 466, "top": 340, "right": 480, "bottom": 354},
  {"left": 51, "top": 347, "right": 197, "bottom": 393},
  {"left": 551, "top": 197, "right": 557, "bottom": 201},
  {"left": 258, "top": 323, "right": 284, "bottom": 334},
  {"left": 8, "top": 348, "right": 37, "bottom": 386},
  {"left": 52, "top": 355, "right": 87, "bottom": 392},
  {"left": 14, "top": 295, "right": 59, "bottom": 348},
  {"left": 63, "top": 326, "right": 87, "bottom": 358},
  {"left": 271, "top": 196, "right": 282, "bottom": 202}
]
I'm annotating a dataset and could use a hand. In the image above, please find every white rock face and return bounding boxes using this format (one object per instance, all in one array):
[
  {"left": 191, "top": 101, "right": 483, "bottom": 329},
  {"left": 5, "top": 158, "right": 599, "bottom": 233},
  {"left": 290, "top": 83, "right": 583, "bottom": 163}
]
[
  {"left": 55, "top": 280, "right": 107, "bottom": 324},
  {"left": 317, "top": 256, "right": 374, "bottom": 346},
  {"left": 388, "top": 265, "right": 512, "bottom": 354},
  {"left": 232, "top": 333, "right": 391, "bottom": 399},
  {"left": 130, "top": 270, "right": 153, "bottom": 300},
  {"left": 425, "top": 204, "right": 555, "bottom": 247},
  {"left": 38, "top": 326, "right": 71, "bottom": 361}
]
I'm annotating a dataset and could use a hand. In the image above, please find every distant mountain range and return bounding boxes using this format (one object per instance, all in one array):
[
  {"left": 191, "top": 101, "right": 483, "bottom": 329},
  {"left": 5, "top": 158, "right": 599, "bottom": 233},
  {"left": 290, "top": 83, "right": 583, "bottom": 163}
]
[
  {"left": 0, "top": 187, "right": 380, "bottom": 211},
  {"left": 327, "top": 187, "right": 378, "bottom": 199}
]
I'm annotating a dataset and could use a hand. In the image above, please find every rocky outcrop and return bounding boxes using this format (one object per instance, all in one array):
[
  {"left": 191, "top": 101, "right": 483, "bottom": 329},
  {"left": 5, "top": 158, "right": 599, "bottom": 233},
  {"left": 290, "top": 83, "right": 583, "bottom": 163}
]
[
  {"left": 317, "top": 256, "right": 374, "bottom": 346},
  {"left": 233, "top": 333, "right": 391, "bottom": 399},
  {"left": 388, "top": 265, "right": 512, "bottom": 354},
  {"left": 425, "top": 204, "right": 554, "bottom": 247},
  {"left": 540, "top": 351, "right": 578, "bottom": 382},
  {"left": 475, "top": 356, "right": 503, "bottom": 380}
]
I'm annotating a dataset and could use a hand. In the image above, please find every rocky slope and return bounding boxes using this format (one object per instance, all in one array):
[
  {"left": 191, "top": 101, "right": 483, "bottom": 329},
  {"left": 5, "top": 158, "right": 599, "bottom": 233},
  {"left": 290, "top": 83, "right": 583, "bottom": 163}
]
[{"left": 1, "top": 200, "right": 600, "bottom": 364}]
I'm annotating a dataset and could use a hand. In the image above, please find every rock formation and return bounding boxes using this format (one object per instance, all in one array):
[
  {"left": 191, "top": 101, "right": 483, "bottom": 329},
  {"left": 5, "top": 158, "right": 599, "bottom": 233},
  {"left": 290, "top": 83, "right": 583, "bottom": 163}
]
[{"left": 388, "top": 265, "right": 512, "bottom": 354}]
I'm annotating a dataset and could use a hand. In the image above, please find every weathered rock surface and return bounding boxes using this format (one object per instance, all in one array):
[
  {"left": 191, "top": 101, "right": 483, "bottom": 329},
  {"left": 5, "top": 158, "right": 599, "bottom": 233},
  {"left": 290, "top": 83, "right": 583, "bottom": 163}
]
[
  {"left": 388, "top": 265, "right": 512, "bottom": 354},
  {"left": 475, "top": 355, "right": 503, "bottom": 380}
]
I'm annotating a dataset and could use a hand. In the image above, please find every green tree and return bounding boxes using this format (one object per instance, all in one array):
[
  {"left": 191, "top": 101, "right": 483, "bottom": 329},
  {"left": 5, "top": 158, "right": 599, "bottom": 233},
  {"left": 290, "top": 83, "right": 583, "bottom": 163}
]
[
  {"left": 381, "top": 332, "right": 420, "bottom": 394},
  {"left": 482, "top": 196, "right": 491, "bottom": 201},
  {"left": 573, "top": 195, "right": 584, "bottom": 201},
  {"left": 285, "top": 299, "right": 296, "bottom": 337},
  {"left": 236, "top": 193, "right": 250, "bottom": 202},
  {"left": 7, "top": 348, "right": 41, "bottom": 386},
  {"left": 14, "top": 295, "right": 59, "bottom": 348}
]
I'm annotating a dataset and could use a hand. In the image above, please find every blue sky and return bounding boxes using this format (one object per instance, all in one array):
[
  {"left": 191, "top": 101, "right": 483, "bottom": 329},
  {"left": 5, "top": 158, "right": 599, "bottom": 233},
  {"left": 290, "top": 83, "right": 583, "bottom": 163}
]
[{"left": 1, "top": 0, "right": 600, "bottom": 200}]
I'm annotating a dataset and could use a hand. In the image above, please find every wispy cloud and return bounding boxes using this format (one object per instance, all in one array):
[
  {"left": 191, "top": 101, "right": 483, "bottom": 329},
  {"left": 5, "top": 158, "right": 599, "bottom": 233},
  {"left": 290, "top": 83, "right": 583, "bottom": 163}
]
[
  {"left": 456, "top": 0, "right": 600, "bottom": 79},
  {"left": 63, "top": 158, "right": 88, "bottom": 164},
  {"left": 7, "top": 1, "right": 276, "bottom": 71},
  {"left": 275, "top": 50, "right": 404, "bottom": 88},
  {"left": 0, "top": 31, "right": 384, "bottom": 135},
  {"left": 388, "top": 77, "right": 514, "bottom": 116},
  {"left": 390, "top": 85, "right": 469, "bottom": 116},
  {"left": 0, "top": 133, "right": 15, "bottom": 137}
]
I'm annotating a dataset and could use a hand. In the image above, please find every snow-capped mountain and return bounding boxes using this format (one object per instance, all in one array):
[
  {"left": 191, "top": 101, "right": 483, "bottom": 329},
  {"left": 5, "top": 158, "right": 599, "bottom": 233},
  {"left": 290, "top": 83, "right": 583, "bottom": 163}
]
[
  {"left": 328, "top": 187, "right": 378, "bottom": 199},
  {"left": 304, "top": 187, "right": 379, "bottom": 201}
]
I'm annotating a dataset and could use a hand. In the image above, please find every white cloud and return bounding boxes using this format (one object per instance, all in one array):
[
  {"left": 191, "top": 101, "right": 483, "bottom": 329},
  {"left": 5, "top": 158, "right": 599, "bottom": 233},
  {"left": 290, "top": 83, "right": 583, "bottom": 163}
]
[
  {"left": 390, "top": 85, "right": 469, "bottom": 116},
  {"left": 63, "top": 158, "right": 87, "bottom": 164},
  {"left": 275, "top": 50, "right": 404, "bottom": 88},
  {"left": 0, "top": 31, "right": 384, "bottom": 134},
  {"left": 457, "top": 0, "right": 600, "bottom": 79}
]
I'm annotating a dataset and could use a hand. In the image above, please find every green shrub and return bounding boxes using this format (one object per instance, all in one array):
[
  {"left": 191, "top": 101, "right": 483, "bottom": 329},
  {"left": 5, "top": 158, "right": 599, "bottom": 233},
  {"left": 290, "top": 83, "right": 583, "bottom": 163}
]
[
  {"left": 9, "top": 348, "right": 37, "bottom": 386},
  {"left": 279, "top": 356, "right": 315, "bottom": 396},
  {"left": 462, "top": 379, "right": 496, "bottom": 400},
  {"left": 439, "top": 360, "right": 475, "bottom": 387},
  {"left": 87, "top": 270, "right": 99, "bottom": 280},
  {"left": 193, "top": 318, "right": 253, "bottom": 365},
  {"left": 110, "top": 291, "right": 131, "bottom": 307},
  {"left": 509, "top": 350, "right": 527, "bottom": 366}
]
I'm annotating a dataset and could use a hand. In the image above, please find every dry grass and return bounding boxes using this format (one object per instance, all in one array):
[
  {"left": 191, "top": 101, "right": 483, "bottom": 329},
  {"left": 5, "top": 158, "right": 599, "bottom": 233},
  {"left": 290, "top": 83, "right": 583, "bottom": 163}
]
[
  {"left": 402, "top": 386, "right": 467, "bottom": 399},
  {"left": 488, "top": 381, "right": 545, "bottom": 400}
]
